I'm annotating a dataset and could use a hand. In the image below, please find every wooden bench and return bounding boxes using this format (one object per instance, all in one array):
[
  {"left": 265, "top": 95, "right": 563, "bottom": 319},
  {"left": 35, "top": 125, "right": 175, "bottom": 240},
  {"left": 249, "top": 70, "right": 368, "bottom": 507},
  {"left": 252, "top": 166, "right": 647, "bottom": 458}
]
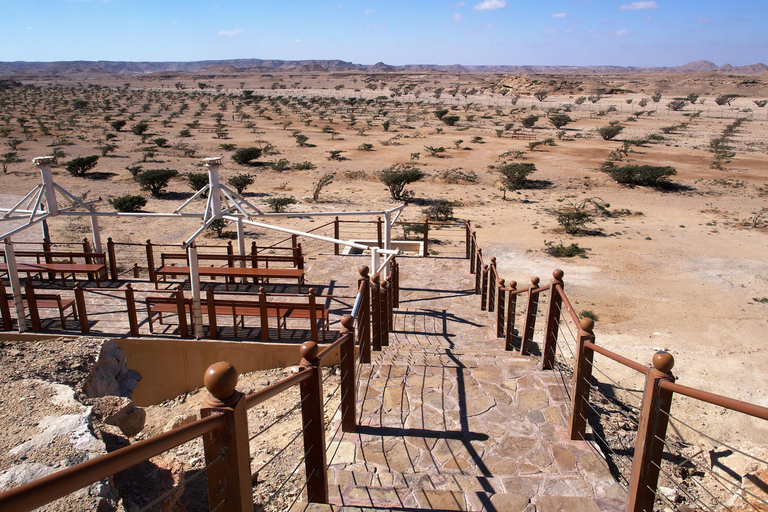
[
  {"left": 153, "top": 265, "right": 305, "bottom": 292},
  {"left": 0, "top": 262, "right": 107, "bottom": 287},
  {"left": 0, "top": 282, "right": 76, "bottom": 329},
  {"left": 144, "top": 290, "right": 328, "bottom": 340}
]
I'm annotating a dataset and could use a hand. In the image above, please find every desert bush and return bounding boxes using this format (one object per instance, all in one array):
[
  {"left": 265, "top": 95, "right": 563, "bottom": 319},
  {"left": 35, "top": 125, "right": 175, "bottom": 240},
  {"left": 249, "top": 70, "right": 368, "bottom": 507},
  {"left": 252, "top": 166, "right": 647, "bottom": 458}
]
[
  {"left": 638, "top": 98, "right": 649, "bottom": 107},
  {"left": 650, "top": 92, "right": 662, "bottom": 103},
  {"left": 295, "top": 134, "right": 310, "bottom": 147},
  {"left": 270, "top": 159, "right": 290, "bottom": 171},
  {"left": 528, "top": 138, "right": 556, "bottom": 151},
  {"left": 521, "top": 115, "right": 540, "bottom": 128},
  {"left": 602, "top": 163, "right": 676, "bottom": 186},
  {"left": 534, "top": 90, "right": 548, "bottom": 102},
  {"left": 65, "top": 155, "right": 99, "bottom": 177},
  {"left": 442, "top": 115, "right": 460, "bottom": 126},
  {"left": 137, "top": 168, "right": 179, "bottom": 197},
  {"left": 219, "top": 143, "right": 237, "bottom": 151},
  {"left": 130, "top": 121, "right": 149, "bottom": 135},
  {"left": 110, "top": 119, "right": 126, "bottom": 132},
  {"left": 227, "top": 173, "right": 254, "bottom": 194},
  {"left": 544, "top": 240, "right": 589, "bottom": 258},
  {"left": 434, "top": 109, "right": 449, "bottom": 120},
  {"left": 294, "top": 161, "right": 316, "bottom": 170},
  {"left": 424, "top": 146, "right": 446, "bottom": 157},
  {"left": 327, "top": 150, "right": 344, "bottom": 161},
  {"left": 422, "top": 200, "right": 455, "bottom": 221},
  {"left": 548, "top": 114, "right": 572, "bottom": 129},
  {"left": 109, "top": 194, "right": 146, "bottom": 212},
  {"left": 598, "top": 124, "right": 624, "bottom": 140},
  {"left": 379, "top": 164, "right": 425, "bottom": 201},
  {"left": 715, "top": 94, "right": 740, "bottom": 106},
  {"left": 580, "top": 310, "right": 599, "bottom": 321},
  {"left": 437, "top": 168, "right": 478, "bottom": 184},
  {"left": 266, "top": 196, "right": 296, "bottom": 213},
  {"left": 187, "top": 172, "right": 209, "bottom": 193},
  {"left": 667, "top": 100, "right": 687, "bottom": 111},
  {"left": 232, "top": 147, "right": 262, "bottom": 165},
  {"left": 575, "top": 96, "right": 586, "bottom": 105},
  {"left": 686, "top": 93, "right": 699, "bottom": 104},
  {"left": 497, "top": 162, "right": 536, "bottom": 198},
  {"left": 179, "top": 128, "right": 192, "bottom": 137},
  {"left": 358, "top": 143, "right": 374, "bottom": 151},
  {"left": 754, "top": 100, "right": 768, "bottom": 108},
  {"left": 556, "top": 209, "right": 593, "bottom": 234},
  {"left": 311, "top": 173, "right": 335, "bottom": 202},
  {"left": 207, "top": 219, "right": 229, "bottom": 237}
]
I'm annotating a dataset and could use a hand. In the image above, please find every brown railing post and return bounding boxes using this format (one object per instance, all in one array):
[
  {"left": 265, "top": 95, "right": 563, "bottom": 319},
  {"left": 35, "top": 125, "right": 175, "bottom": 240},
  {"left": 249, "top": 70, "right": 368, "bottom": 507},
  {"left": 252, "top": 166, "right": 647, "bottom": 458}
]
[
  {"left": 133, "top": 263, "right": 140, "bottom": 278},
  {"left": 200, "top": 362, "right": 253, "bottom": 512},
  {"left": 207, "top": 286, "right": 218, "bottom": 339},
  {"left": 465, "top": 221, "right": 471, "bottom": 260},
  {"left": 74, "top": 282, "right": 89, "bottom": 334},
  {"left": 521, "top": 277, "right": 540, "bottom": 355},
  {"left": 299, "top": 342, "right": 329, "bottom": 503},
  {"left": 295, "top": 243, "right": 304, "bottom": 270},
  {"left": 474, "top": 248, "right": 482, "bottom": 293},
  {"left": 0, "top": 282, "right": 12, "bottom": 330},
  {"left": 175, "top": 284, "right": 189, "bottom": 338},
  {"left": 542, "top": 270, "right": 564, "bottom": 371},
  {"left": 376, "top": 217, "right": 383, "bottom": 248},
  {"left": 569, "top": 318, "right": 595, "bottom": 440},
  {"left": 226, "top": 241, "right": 235, "bottom": 284},
  {"left": 146, "top": 240, "right": 157, "bottom": 287},
  {"left": 334, "top": 216, "right": 340, "bottom": 255},
  {"left": 505, "top": 281, "right": 518, "bottom": 351},
  {"left": 496, "top": 279, "right": 506, "bottom": 338},
  {"left": 487, "top": 257, "right": 497, "bottom": 312},
  {"left": 480, "top": 265, "right": 489, "bottom": 311},
  {"left": 370, "top": 274, "right": 382, "bottom": 351},
  {"left": 259, "top": 286, "right": 269, "bottom": 341},
  {"left": 42, "top": 237, "right": 56, "bottom": 280},
  {"left": 25, "top": 280, "right": 41, "bottom": 332},
  {"left": 385, "top": 276, "right": 394, "bottom": 331},
  {"left": 380, "top": 277, "right": 390, "bottom": 347},
  {"left": 107, "top": 238, "right": 118, "bottom": 281},
  {"left": 125, "top": 284, "right": 139, "bottom": 336},
  {"left": 422, "top": 220, "right": 429, "bottom": 257},
  {"left": 339, "top": 315, "right": 357, "bottom": 433},
  {"left": 82, "top": 238, "right": 92, "bottom": 265},
  {"left": 357, "top": 266, "right": 371, "bottom": 364},
  {"left": 291, "top": 234, "right": 298, "bottom": 248},
  {"left": 627, "top": 352, "right": 675, "bottom": 512},
  {"left": 469, "top": 232, "right": 477, "bottom": 274},
  {"left": 308, "top": 288, "right": 318, "bottom": 342}
]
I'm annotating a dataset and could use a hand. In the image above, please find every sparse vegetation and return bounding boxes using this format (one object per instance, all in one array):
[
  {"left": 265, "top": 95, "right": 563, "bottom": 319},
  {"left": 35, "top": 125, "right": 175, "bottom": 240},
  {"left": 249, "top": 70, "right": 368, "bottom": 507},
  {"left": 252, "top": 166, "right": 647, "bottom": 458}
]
[
  {"left": 497, "top": 162, "right": 536, "bottom": 199},
  {"left": 544, "top": 240, "right": 589, "bottom": 258},
  {"left": 231, "top": 147, "right": 262, "bottom": 165},
  {"left": 379, "top": 164, "right": 425, "bottom": 201},
  {"left": 266, "top": 196, "right": 296, "bottom": 213},
  {"left": 137, "top": 168, "right": 179, "bottom": 197},
  {"left": 109, "top": 194, "right": 146, "bottom": 212},
  {"left": 227, "top": 173, "right": 254, "bottom": 194},
  {"left": 65, "top": 155, "right": 99, "bottom": 177},
  {"left": 602, "top": 162, "right": 676, "bottom": 187}
]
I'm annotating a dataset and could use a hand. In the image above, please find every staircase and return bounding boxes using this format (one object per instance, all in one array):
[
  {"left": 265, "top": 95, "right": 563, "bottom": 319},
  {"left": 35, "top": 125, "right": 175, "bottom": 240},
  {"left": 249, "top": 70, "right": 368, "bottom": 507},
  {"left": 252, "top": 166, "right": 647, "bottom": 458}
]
[{"left": 317, "top": 258, "right": 626, "bottom": 511}]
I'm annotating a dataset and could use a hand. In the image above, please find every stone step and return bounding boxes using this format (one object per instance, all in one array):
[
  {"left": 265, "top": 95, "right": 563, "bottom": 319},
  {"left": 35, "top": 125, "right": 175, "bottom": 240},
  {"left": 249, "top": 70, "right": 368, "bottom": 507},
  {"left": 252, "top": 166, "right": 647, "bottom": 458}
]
[{"left": 329, "top": 468, "right": 507, "bottom": 493}]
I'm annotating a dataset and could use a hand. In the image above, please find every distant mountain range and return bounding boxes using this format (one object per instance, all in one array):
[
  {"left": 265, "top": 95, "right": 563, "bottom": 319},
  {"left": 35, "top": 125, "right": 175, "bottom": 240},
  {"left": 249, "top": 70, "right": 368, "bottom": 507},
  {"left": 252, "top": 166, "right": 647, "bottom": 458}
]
[{"left": 0, "top": 59, "right": 766, "bottom": 76}]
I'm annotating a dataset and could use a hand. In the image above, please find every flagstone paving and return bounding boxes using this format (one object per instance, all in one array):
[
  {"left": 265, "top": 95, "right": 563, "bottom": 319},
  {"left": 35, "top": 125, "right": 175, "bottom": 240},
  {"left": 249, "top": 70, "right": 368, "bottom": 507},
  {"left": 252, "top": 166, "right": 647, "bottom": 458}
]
[{"left": 320, "top": 257, "right": 627, "bottom": 511}]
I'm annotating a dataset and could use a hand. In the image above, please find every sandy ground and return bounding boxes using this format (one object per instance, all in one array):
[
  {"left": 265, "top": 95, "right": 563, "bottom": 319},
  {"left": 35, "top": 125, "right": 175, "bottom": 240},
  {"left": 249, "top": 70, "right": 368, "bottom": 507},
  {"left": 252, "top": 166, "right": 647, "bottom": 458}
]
[{"left": 1, "top": 71, "right": 767, "bottom": 449}]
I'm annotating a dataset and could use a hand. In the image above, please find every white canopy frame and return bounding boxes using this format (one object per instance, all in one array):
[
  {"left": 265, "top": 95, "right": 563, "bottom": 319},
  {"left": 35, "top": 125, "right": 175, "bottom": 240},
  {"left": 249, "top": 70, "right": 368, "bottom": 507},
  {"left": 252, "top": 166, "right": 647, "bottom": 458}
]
[{"left": 1, "top": 156, "right": 406, "bottom": 336}]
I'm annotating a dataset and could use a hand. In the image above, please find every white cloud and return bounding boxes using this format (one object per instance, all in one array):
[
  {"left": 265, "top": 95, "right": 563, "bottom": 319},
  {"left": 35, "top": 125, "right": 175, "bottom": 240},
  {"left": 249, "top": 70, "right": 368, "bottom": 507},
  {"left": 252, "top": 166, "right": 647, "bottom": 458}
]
[
  {"left": 294, "top": 39, "right": 301, "bottom": 43},
  {"left": 451, "top": 12, "right": 464, "bottom": 21},
  {"left": 364, "top": 8, "right": 376, "bottom": 14},
  {"left": 613, "top": 29, "right": 631, "bottom": 36},
  {"left": 552, "top": 12, "right": 566, "bottom": 18},
  {"left": 218, "top": 29, "right": 243, "bottom": 36},
  {"left": 619, "top": 1, "right": 659, "bottom": 10},
  {"left": 474, "top": 0, "right": 505, "bottom": 11},
  {"left": 542, "top": 27, "right": 558, "bottom": 33}
]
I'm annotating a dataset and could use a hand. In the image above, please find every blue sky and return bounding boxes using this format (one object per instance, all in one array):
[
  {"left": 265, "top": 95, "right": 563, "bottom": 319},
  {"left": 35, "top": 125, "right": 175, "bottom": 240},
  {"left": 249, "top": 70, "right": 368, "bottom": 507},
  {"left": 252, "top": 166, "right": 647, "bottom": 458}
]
[{"left": 0, "top": 1, "right": 764, "bottom": 66}]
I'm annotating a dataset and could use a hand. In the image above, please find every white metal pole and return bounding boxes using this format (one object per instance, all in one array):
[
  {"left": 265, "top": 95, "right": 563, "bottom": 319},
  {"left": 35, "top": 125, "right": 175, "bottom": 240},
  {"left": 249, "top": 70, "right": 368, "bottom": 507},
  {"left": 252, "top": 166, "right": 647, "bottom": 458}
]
[
  {"left": 383, "top": 211, "right": 392, "bottom": 278},
  {"left": 371, "top": 246, "right": 380, "bottom": 280},
  {"left": 204, "top": 157, "right": 222, "bottom": 218},
  {"left": 4, "top": 240, "right": 26, "bottom": 332},
  {"left": 34, "top": 157, "right": 58, "bottom": 216},
  {"left": 89, "top": 205, "right": 103, "bottom": 254},
  {"left": 187, "top": 244, "right": 204, "bottom": 339},
  {"left": 237, "top": 218, "right": 246, "bottom": 284}
]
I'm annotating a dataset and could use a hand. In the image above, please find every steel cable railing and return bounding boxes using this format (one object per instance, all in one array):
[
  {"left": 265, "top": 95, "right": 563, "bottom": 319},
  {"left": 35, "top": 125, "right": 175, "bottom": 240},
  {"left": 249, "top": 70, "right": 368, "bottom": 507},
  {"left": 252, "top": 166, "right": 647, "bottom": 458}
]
[{"left": 136, "top": 455, "right": 224, "bottom": 512}]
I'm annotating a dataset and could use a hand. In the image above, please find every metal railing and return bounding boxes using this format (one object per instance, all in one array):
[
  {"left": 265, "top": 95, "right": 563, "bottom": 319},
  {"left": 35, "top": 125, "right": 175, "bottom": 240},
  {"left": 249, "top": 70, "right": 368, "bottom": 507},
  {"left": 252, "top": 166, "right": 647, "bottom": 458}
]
[{"left": 466, "top": 219, "right": 768, "bottom": 512}]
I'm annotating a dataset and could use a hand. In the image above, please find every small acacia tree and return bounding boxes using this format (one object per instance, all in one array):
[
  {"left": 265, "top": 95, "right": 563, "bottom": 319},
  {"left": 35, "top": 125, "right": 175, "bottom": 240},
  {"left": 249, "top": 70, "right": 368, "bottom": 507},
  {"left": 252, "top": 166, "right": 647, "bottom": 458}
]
[
  {"left": 548, "top": 114, "right": 572, "bottom": 129},
  {"left": 227, "top": 173, "right": 254, "bottom": 194},
  {"left": 497, "top": 162, "right": 536, "bottom": 199},
  {"left": 137, "top": 168, "right": 179, "bottom": 197},
  {"left": 109, "top": 194, "right": 146, "bottom": 212},
  {"left": 379, "top": 164, "right": 425, "bottom": 201},
  {"left": 534, "top": 90, "right": 549, "bottom": 102},
  {"left": 522, "top": 115, "right": 539, "bottom": 129},
  {"left": 187, "top": 172, "right": 209, "bottom": 194},
  {"left": 311, "top": 172, "right": 335, "bottom": 202},
  {"left": 65, "top": 155, "right": 100, "bottom": 177},
  {"left": 598, "top": 124, "right": 624, "bottom": 141},
  {"left": 267, "top": 196, "right": 296, "bottom": 213},
  {"left": 231, "top": 147, "right": 262, "bottom": 165}
]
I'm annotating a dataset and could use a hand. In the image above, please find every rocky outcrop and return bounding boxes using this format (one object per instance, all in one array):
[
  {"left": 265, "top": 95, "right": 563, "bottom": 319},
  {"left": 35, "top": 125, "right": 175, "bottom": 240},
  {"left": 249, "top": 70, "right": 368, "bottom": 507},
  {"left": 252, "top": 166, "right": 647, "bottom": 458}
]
[{"left": 83, "top": 339, "right": 142, "bottom": 399}]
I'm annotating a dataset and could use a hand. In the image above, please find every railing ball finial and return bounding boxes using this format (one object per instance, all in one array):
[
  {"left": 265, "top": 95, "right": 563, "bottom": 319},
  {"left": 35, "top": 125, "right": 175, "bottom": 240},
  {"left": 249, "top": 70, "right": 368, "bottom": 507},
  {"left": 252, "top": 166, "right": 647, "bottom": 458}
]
[
  {"left": 498, "top": 278, "right": 505, "bottom": 286},
  {"left": 340, "top": 314, "right": 354, "bottom": 331},
  {"left": 510, "top": 280, "right": 517, "bottom": 289},
  {"left": 204, "top": 361, "right": 238, "bottom": 402},
  {"left": 553, "top": 269, "right": 564, "bottom": 280},
  {"left": 579, "top": 317, "right": 594, "bottom": 333},
  {"left": 371, "top": 273, "right": 380, "bottom": 285},
  {"left": 300, "top": 341, "right": 319, "bottom": 364},
  {"left": 359, "top": 265, "right": 370, "bottom": 277},
  {"left": 652, "top": 351, "right": 675, "bottom": 373},
  {"left": 490, "top": 256, "right": 496, "bottom": 264},
  {"left": 531, "top": 276, "right": 540, "bottom": 286}
]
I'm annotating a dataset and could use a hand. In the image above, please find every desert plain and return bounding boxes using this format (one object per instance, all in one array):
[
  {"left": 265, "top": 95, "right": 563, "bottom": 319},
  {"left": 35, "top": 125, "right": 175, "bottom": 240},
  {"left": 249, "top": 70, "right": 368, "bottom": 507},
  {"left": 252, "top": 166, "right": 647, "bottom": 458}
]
[{"left": 1, "top": 68, "right": 767, "bottom": 449}]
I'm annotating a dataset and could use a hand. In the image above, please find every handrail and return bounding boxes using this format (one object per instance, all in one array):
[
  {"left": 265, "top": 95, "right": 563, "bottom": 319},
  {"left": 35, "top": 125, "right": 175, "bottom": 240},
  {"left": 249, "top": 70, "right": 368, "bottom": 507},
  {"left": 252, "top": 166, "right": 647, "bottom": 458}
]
[
  {"left": 351, "top": 289, "right": 364, "bottom": 319},
  {"left": 0, "top": 413, "right": 225, "bottom": 512},
  {"left": 660, "top": 380, "right": 768, "bottom": 421},
  {"left": 317, "top": 331, "right": 352, "bottom": 361},
  {"left": 584, "top": 341, "right": 649, "bottom": 375},
  {"left": 555, "top": 284, "right": 580, "bottom": 326},
  {"left": 245, "top": 369, "right": 313, "bottom": 409}
]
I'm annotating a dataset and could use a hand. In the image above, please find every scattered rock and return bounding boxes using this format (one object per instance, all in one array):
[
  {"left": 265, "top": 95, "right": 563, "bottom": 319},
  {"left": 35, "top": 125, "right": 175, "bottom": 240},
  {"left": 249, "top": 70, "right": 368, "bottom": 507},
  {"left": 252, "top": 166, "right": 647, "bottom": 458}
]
[
  {"left": 163, "top": 412, "right": 198, "bottom": 432},
  {"left": 83, "top": 339, "right": 142, "bottom": 399}
]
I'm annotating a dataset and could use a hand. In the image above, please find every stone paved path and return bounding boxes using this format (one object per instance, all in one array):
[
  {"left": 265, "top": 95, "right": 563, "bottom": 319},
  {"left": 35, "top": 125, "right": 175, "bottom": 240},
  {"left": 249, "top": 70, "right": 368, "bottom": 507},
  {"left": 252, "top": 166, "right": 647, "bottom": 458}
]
[{"left": 320, "top": 257, "right": 626, "bottom": 512}]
